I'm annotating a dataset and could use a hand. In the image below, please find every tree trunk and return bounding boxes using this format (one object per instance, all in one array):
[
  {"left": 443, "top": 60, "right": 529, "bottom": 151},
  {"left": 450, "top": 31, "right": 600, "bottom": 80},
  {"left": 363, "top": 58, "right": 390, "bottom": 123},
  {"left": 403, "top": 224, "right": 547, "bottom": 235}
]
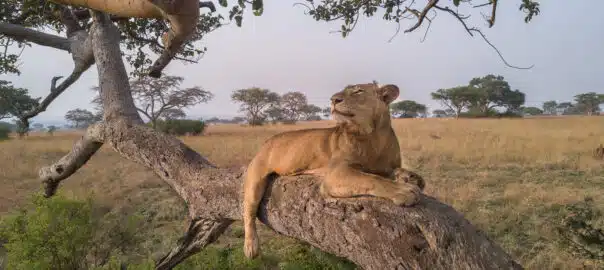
[{"left": 30, "top": 10, "right": 523, "bottom": 270}]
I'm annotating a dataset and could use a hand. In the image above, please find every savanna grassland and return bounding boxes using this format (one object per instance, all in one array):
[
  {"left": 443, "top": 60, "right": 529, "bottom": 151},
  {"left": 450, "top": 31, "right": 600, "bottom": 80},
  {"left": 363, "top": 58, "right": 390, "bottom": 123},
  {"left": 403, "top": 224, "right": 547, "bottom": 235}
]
[{"left": 1, "top": 116, "right": 604, "bottom": 269}]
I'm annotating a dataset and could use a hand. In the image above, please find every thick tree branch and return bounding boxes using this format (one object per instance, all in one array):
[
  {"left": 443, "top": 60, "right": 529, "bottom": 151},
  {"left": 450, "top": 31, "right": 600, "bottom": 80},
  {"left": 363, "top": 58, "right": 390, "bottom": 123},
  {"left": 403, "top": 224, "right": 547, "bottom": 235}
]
[
  {"left": 45, "top": 119, "right": 524, "bottom": 269},
  {"left": 41, "top": 123, "right": 105, "bottom": 197},
  {"left": 0, "top": 22, "right": 71, "bottom": 51}
]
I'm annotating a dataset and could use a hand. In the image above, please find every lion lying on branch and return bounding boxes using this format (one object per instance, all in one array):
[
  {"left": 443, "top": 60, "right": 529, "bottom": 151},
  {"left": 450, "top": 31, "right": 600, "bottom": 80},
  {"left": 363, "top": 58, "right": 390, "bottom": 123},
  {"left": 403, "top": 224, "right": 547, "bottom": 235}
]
[
  {"left": 242, "top": 82, "right": 426, "bottom": 259},
  {"left": 49, "top": 0, "right": 207, "bottom": 78}
]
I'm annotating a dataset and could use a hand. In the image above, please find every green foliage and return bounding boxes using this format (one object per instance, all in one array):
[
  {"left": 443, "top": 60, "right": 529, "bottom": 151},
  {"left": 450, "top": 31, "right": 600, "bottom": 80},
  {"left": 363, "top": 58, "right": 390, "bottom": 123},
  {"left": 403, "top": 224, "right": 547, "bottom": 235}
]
[
  {"left": 521, "top": 106, "right": 544, "bottom": 116},
  {"left": 0, "top": 122, "right": 10, "bottom": 140},
  {"left": 554, "top": 197, "right": 604, "bottom": 263},
  {"left": 0, "top": 80, "right": 39, "bottom": 120},
  {"left": 231, "top": 87, "right": 280, "bottom": 126},
  {"left": 0, "top": 194, "right": 96, "bottom": 270},
  {"left": 232, "top": 89, "right": 322, "bottom": 125},
  {"left": 431, "top": 86, "right": 472, "bottom": 117},
  {"left": 431, "top": 109, "right": 448, "bottom": 118},
  {"left": 300, "top": 0, "right": 539, "bottom": 39},
  {"left": 573, "top": 92, "right": 604, "bottom": 115},
  {"left": 390, "top": 100, "right": 427, "bottom": 118},
  {"left": 152, "top": 119, "right": 206, "bottom": 136},
  {"left": 47, "top": 125, "right": 58, "bottom": 136},
  {"left": 0, "top": 194, "right": 147, "bottom": 269},
  {"left": 0, "top": 1, "right": 228, "bottom": 76},
  {"left": 172, "top": 241, "right": 356, "bottom": 270},
  {"left": 65, "top": 108, "right": 97, "bottom": 129},
  {"left": 542, "top": 100, "right": 558, "bottom": 115},
  {"left": 431, "top": 74, "right": 527, "bottom": 118}
]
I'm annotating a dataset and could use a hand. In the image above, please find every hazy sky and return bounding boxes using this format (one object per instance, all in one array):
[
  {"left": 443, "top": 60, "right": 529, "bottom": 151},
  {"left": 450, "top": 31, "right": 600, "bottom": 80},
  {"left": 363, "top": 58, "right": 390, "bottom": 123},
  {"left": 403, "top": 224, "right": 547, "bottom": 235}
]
[{"left": 1, "top": 1, "right": 603, "bottom": 123}]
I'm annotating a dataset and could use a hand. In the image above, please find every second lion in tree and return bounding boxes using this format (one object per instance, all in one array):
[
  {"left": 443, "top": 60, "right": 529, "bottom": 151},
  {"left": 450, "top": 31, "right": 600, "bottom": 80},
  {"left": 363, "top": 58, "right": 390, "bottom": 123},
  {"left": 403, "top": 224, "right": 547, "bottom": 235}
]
[{"left": 242, "top": 82, "right": 426, "bottom": 259}]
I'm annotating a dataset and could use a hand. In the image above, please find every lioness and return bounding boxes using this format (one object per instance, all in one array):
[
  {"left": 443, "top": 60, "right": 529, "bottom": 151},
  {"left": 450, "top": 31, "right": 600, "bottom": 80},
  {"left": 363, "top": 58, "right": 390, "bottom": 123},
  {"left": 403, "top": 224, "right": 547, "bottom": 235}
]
[{"left": 242, "top": 82, "right": 425, "bottom": 259}]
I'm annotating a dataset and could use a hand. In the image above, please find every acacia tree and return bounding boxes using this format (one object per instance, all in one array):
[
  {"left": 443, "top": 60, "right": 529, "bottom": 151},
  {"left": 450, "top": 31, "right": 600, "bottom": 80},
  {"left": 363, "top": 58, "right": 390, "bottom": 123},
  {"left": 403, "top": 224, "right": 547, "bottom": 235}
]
[
  {"left": 0, "top": 80, "right": 40, "bottom": 136},
  {"left": 280, "top": 91, "right": 308, "bottom": 123},
  {"left": 65, "top": 108, "right": 97, "bottom": 129},
  {"left": 521, "top": 106, "right": 543, "bottom": 116},
  {"left": 0, "top": 0, "right": 541, "bottom": 269},
  {"left": 231, "top": 87, "right": 280, "bottom": 125},
  {"left": 92, "top": 74, "right": 213, "bottom": 128},
  {"left": 574, "top": 92, "right": 604, "bottom": 116},
  {"left": 430, "top": 87, "right": 472, "bottom": 118},
  {"left": 390, "top": 100, "right": 427, "bottom": 118},
  {"left": 542, "top": 100, "right": 558, "bottom": 115},
  {"left": 300, "top": 104, "right": 322, "bottom": 120}
]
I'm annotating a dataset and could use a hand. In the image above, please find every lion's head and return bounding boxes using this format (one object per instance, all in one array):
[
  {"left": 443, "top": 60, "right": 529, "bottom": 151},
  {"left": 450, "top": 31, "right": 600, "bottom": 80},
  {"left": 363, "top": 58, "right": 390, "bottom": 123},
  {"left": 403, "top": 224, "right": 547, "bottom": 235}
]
[{"left": 330, "top": 82, "right": 399, "bottom": 134}]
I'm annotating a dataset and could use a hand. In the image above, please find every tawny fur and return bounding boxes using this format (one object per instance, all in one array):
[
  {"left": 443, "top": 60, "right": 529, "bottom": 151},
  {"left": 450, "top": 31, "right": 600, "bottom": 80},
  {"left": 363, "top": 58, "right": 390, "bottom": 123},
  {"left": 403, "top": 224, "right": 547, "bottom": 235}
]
[
  {"left": 242, "top": 82, "right": 426, "bottom": 259},
  {"left": 49, "top": 0, "right": 199, "bottom": 77}
]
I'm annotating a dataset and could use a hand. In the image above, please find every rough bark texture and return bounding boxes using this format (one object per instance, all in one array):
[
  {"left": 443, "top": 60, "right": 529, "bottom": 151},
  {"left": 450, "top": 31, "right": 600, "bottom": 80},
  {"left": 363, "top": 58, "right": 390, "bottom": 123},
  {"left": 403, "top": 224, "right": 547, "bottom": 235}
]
[{"left": 3, "top": 7, "right": 524, "bottom": 270}]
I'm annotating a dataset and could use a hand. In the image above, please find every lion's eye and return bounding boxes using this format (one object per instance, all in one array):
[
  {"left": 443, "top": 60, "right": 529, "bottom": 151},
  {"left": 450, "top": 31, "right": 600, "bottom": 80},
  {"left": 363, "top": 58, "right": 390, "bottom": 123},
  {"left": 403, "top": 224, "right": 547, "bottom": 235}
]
[{"left": 353, "top": 89, "right": 364, "bottom": 95}]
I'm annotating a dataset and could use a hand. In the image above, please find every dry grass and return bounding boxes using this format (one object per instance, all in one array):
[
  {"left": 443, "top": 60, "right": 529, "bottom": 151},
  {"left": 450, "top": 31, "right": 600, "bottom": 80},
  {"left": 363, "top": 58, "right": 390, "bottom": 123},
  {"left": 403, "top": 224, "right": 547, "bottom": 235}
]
[{"left": 1, "top": 116, "right": 604, "bottom": 268}]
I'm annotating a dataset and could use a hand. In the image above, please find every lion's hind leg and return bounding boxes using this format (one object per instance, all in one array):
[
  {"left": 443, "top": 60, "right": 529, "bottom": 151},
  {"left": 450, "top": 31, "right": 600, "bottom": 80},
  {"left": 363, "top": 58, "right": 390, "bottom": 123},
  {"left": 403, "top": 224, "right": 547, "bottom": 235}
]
[{"left": 321, "top": 163, "right": 421, "bottom": 206}]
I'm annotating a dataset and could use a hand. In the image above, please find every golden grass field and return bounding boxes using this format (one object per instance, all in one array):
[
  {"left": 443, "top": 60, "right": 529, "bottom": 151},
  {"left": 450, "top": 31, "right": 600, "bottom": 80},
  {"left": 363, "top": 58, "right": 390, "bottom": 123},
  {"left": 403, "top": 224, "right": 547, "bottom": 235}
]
[{"left": 1, "top": 116, "right": 604, "bottom": 269}]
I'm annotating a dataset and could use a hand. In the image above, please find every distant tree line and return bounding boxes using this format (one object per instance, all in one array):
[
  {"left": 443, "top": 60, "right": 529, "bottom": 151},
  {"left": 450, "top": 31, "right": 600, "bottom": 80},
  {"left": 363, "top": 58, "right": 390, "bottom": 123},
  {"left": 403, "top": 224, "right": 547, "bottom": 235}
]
[
  {"left": 231, "top": 88, "right": 325, "bottom": 126},
  {"left": 3, "top": 73, "right": 604, "bottom": 139},
  {"left": 424, "top": 74, "right": 602, "bottom": 119}
]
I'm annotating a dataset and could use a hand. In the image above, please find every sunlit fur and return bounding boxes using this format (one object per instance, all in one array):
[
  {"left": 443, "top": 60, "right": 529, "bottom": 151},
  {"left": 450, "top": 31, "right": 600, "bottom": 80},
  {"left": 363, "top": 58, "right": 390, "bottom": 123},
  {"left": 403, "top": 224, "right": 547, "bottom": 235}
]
[{"left": 241, "top": 82, "right": 425, "bottom": 259}]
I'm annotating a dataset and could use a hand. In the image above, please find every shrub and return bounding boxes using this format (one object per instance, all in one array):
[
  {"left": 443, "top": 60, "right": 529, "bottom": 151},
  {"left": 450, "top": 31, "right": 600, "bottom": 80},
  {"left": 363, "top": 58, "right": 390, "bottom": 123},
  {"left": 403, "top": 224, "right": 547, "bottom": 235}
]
[
  {"left": 0, "top": 124, "right": 10, "bottom": 141},
  {"left": 151, "top": 119, "right": 206, "bottom": 136},
  {"left": 554, "top": 197, "right": 604, "bottom": 264},
  {"left": 0, "top": 194, "right": 96, "bottom": 270},
  {"left": 0, "top": 194, "right": 146, "bottom": 269}
]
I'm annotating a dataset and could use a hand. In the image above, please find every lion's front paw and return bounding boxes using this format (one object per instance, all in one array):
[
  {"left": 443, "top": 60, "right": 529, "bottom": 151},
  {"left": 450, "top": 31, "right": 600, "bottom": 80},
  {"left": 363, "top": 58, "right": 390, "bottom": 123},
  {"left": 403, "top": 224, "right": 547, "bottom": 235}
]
[
  {"left": 393, "top": 168, "right": 425, "bottom": 191},
  {"left": 244, "top": 232, "right": 260, "bottom": 259},
  {"left": 390, "top": 182, "right": 421, "bottom": 207}
]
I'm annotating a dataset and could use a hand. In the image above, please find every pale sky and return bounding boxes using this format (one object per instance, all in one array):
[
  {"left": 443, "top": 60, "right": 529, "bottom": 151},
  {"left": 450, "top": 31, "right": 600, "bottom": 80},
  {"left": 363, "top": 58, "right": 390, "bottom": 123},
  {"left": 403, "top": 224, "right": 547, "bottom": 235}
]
[{"left": 1, "top": 1, "right": 603, "bottom": 124}]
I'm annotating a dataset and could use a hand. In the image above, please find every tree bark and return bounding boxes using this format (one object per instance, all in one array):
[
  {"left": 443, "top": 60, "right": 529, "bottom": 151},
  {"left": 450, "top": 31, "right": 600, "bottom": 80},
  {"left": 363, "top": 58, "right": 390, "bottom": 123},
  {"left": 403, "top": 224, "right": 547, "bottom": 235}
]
[
  {"left": 0, "top": 23, "right": 71, "bottom": 51},
  {"left": 23, "top": 9, "right": 523, "bottom": 270}
]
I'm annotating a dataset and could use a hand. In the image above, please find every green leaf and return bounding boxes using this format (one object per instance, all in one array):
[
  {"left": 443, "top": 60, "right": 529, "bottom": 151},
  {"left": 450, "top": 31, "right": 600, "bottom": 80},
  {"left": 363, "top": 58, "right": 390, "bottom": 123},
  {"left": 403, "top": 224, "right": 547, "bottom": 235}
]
[
  {"left": 453, "top": 0, "right": 460, "bottom": 6},
  {"left": 235, "top": 15, "right": 243, "bottom": 27},
  {"left": 252, "top": 0, "right": 263, "bottom": 16},
  {"left": 218, "top": 0, "right": 227, "bottom": 7}
]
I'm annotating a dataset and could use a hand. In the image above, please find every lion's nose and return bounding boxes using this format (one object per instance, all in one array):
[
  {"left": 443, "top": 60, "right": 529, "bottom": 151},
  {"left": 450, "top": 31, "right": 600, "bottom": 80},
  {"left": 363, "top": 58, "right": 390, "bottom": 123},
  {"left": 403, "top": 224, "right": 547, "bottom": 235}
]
[{"left": 331, "top": 96, "right": 343, "bottom": 104}]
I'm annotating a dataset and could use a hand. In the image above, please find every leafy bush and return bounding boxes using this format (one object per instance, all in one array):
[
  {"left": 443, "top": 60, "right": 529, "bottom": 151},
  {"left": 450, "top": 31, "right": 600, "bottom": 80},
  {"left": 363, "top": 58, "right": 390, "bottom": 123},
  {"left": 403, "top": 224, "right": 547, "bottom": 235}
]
[
  {"left": 555, "top": 197, "right": 604, "bottom": 264},
  {"left": 0, "top": 194, "right": 356, "bottom": 270},
  {"left": 0, "top": 124, "right": 10, "bottom": 140},
  {"left": 0, "top": 195, "right": 96, "bottom": 270},
  {"left": 0, "top": 194, "right": 145, "bottom": 269},
  {"left": 151, "top": 119, "right": 206, "bottom": 136}
]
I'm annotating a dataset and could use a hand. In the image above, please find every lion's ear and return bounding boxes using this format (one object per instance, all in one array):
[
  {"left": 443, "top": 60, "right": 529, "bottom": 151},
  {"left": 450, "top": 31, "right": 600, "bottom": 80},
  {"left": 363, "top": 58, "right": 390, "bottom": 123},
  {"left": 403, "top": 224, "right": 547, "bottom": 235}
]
[{"left": 377, "top": 84, "right": 399, "bottom": 104}]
